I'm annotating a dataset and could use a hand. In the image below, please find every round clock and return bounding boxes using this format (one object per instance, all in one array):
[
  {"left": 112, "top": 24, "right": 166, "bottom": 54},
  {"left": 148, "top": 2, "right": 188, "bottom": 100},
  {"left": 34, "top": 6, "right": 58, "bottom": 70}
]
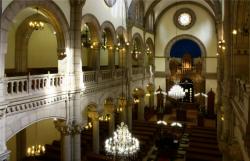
[
  {"left": 104, "top": 0, "right": 117, "bottom": 7},
  {"left": 174, "top": 8, "right": 196, "bottom": 30}
]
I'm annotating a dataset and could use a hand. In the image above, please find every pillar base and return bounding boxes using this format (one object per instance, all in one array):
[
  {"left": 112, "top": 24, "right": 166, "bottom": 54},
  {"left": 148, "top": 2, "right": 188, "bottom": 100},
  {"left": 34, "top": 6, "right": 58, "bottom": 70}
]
[{"left": 0, "top": 150, "right": 10, "bottom": 161}]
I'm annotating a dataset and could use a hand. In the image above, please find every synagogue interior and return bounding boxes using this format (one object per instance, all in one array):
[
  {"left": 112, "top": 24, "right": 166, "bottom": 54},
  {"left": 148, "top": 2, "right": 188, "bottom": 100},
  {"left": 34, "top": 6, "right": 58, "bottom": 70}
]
[{"left": 0, "top": 0, "right": 249, "bottom": 161}]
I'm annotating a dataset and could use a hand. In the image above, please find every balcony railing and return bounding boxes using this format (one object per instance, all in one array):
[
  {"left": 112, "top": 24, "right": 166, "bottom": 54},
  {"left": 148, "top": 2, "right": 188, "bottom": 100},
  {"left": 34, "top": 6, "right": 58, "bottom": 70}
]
[
  {"left": 83, "top": 71, "right": 96, "bottom": 83},
  {"left": 5, "top": 67, "right": 146, "bottom": 100},
  {"left": 5, "top": 73, "right": 64, "bottom": 98}
]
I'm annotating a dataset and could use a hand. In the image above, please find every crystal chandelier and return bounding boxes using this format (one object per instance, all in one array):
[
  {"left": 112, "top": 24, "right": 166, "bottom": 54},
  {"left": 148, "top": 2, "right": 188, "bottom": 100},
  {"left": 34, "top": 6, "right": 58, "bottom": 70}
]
[
  {"left": 105, "top": 122, "right": 140, "bottom": 159},
  {"left": 29, "top": 7, "right": 44, "bottom": 30},
  {"left": 168, "top": 84, "right": 186, "bottom": 99},
  {"left": 27, "top": 145, "right": 45, "bottom": 156}
]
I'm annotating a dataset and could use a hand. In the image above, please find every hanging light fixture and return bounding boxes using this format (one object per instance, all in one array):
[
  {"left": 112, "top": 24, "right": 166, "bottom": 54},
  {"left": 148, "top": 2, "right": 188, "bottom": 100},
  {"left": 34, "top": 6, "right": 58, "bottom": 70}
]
[
  {"left": 101, "top": 30, "right": 108, "bottom": 50},
  {"left": 81, "top": 24, "right": 92, "bottom": 48},
  {"left": 131, "top": 41, "right": 141, "bottom": 60},
  {"left": 29, "top": 7, "right": 44, "bottom": 30},
  {"left": 26, "top": 122, "right": 46, "bottom": 157},
  {"left": 105, "top": 122, "right": 139, "bottom": 159},
  {"left": 168, "top": 84, "right": 186, "bottom": 99}
]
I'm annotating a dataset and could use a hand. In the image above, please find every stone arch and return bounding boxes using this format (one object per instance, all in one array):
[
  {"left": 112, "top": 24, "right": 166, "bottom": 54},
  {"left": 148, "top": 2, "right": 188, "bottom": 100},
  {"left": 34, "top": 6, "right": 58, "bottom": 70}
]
[
  {"left": 116, "top": 26, "right": 128, "bottom": 43},
  {"left": 146, "top": 37, "right": 154, "bottom": 52},
  {"left": 132, "top": 33, "right": 145, "bottom": 50},
  {"left": 15, "top": 14, "right": 62, "bottom": 73},
  {"left": 101, "top": 21, "right": 117, "bottom": 45},
  {"left": 165, "top": 34, "right": 207, "bottom": 74},
  {"left": 6, "top": 104, "right": 66, "bottom": 141},
  {"left": 81, "top": 14, "right": 101, "bottom": 42},
  {"left": 145, "top": 37, "right": 155, "bottom": 68},
  {"left": 1, "top": 0, "right": 70, "bottom": 57}
]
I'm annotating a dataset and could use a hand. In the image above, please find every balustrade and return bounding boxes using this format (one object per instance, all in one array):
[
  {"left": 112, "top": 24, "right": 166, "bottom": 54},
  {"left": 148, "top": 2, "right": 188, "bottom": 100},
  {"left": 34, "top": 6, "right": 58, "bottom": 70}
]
[
  {"left": 6, "top": 74, "right": 64, "bottom": 96},
  {"left": 100, "top": 70, "right": 113, "bottom": 81},
  {"left": 83, "top": 71, "right": 96, "bottom": 83}
]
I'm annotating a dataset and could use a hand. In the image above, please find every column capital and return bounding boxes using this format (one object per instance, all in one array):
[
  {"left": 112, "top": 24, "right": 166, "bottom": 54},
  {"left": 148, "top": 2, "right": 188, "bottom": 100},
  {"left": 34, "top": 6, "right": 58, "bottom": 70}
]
[
  {"left": 54, "top": 120, "right": 84, "bottom": 136},
  {"left": 88, "top": 111, "right": 99, "bottom": 121},
  {"left": 105, "top": 106, "right": 115, "bottom": 114}
]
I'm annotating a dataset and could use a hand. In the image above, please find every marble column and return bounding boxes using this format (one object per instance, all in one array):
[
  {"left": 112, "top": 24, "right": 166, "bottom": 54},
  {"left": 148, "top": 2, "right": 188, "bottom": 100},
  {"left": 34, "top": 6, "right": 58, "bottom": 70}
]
[
  {"left": 127, "top": 99, "right": 133, "bottom": 130},
  {"left": 105, "top": 106, "right": 115, "bottom": 136},
  {"left": 138, "top": 96, "right": 145, "bottom": 121},
  {"left": 220, "top": 2, "right": 234, "bottom": 160},
  {"left": 61, "top": 135, "right": 71, "bottom": 161},
  {"left": 54, "top": 120, "right": 72, "bottom": 161},
  {"left": 69, "top": 0, "right": 85, "bottom": 88},
  {"left": 93, "top": 48, "right": 100, "bottom": 71},
  {"left": 88, "top": 111, "right": 99, "bottom": 154},
  {"left": 108, "top": 48, "right": 115, "bottom": 70}
]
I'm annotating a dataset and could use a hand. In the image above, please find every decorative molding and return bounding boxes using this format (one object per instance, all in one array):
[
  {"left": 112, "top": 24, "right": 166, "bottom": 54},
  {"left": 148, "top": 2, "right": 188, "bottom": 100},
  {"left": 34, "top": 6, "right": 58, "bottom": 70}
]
[{"left": 6, "top": 94, "right": 67, "bottom": 116}]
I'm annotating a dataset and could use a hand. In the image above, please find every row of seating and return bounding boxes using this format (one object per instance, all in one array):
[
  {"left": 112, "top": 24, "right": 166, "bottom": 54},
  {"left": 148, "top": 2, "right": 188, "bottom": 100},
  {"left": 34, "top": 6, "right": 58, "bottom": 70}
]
[
  {"left": 186, "top": 126, "right": 222, "bottom": 161},
  {"left": 132, "top": 120, "right": 159, "bottom": 160}
]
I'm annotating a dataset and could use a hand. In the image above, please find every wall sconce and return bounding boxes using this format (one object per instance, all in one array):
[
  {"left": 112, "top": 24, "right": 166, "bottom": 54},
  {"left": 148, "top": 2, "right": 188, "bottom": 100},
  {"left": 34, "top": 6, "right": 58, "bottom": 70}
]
[
  {"left": 232, "top": 29, "right": 237, "bottom": 35},
  {"left": 218, "top": 40, "right": 226, "bottom": 50}
]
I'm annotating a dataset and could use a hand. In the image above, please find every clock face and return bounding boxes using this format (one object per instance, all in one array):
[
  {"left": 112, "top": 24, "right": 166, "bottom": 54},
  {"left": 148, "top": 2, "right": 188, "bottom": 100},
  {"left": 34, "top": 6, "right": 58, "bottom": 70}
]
[
  {"left": 104, "top": 0, "right": 117, "bottom": 7},
  {"left": 178, "top": 12, "right": 192, "bottom": 26},
  {"left": 174, "top": 8, "right": 196, "bottom": 30}
]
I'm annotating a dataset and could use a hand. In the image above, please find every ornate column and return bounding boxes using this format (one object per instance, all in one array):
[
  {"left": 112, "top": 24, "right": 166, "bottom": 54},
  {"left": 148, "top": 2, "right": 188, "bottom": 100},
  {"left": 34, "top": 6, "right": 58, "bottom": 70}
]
[
  {"left": 88, "top": 111, "right": 99, "bottom": 154},
  {"left": 126, "top": 99, "right": 133, "bottom": 130},
  {"left": 54, "top": 120, "right": 72, "bottom": 161},
  {"left": 147, "top": 83, "right": 155, "bottom": 108},
  {"left": 93, "top": 47, "right": 100, "bottom": 72},
  {"left": 69, "top": 0, "right": 85, "bottom": 88},
  {"left": 108, "top": 48, "right": 115, "bottom": 70},
  {"left": 138, "top": 96, "right": 145, "bottom": 121},
  {"left": 69, "top": 1, "right": 86, "bottom": 161},
  {"left": 220, "top": 1, "right": 234, "bottom": 161},
  {"left": 105, "top": 106, "right": 115, "bottom": 136}
]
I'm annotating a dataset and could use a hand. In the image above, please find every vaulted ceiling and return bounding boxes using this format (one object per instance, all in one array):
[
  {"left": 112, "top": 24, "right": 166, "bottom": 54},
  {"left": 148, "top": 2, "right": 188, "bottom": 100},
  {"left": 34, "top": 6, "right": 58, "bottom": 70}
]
[
  {"left": 133, "top": 0, "right": 222, "bottom": 25},
  {"left": 144, "top": 0, "right": 221, "bottom": 18}
]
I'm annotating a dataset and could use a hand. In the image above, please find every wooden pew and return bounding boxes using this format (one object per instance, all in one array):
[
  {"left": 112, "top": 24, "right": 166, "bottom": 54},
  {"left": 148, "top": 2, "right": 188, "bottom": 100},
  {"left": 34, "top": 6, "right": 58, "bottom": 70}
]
[
  {"left": 186, "top": 152, "right": 222, "bottom": 161},
  {"left": 189, "top": 142, "right": 219, "bottom": 150},
  {"left": 86, "top": 153, "right": 112, "bottom": 161}
]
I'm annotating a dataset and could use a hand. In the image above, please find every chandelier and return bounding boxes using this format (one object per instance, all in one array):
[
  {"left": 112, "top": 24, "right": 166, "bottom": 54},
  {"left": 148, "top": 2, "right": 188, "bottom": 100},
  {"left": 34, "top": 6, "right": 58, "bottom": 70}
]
[
  {"left": 105, "top": 122, "right": 139, "bottom": 159},
  {"left": 27, "top": 145, "right": 45, "bottom": 156},
  {"left": 81, "top": 24, "right": 92, "bottom": 48},
  {"left": 101, "top": 30, "right": 108, "bottom": 50},
  {"left": 29, "top": 7, "right": 44, "bottom": 30},
  {"left": 117, "top": 96, "right": 126, "bottom": 112},
  {"left": 131, "top": 41, "right": 141, "bottom": 59},
  {"left": 168, "top": 84, "right": 186, "bottom": 99}
]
